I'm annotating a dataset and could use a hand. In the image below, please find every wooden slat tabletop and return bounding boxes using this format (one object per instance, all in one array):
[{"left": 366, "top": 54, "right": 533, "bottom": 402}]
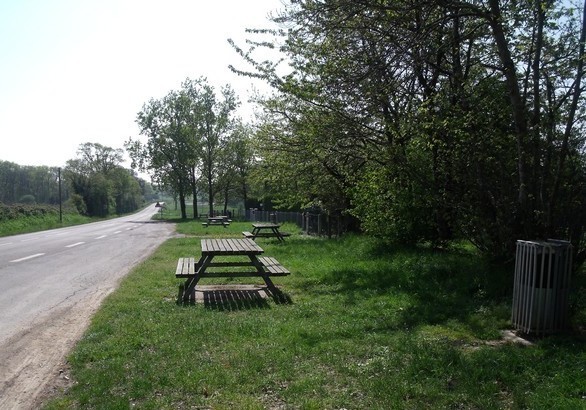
[
  {"left": 201, "top": 238, "right": 263, "bottom": 255},
  {"left": 252, "top": 223, "right": 280, "bottom": 229}
]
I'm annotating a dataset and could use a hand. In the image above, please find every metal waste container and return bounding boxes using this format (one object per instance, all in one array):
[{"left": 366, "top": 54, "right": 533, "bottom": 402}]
[{"left": 512, "top": 240, "right": 572, "bottom": 335}]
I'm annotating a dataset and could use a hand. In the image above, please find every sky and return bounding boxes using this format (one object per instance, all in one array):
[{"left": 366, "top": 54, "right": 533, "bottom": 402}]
[{"left": 0, "top": 0, "right": 283, "bottom": 172}]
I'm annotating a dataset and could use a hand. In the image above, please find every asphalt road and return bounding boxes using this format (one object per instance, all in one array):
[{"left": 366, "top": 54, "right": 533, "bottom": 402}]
[{"left": 0, "top": 205, "right": 176, "bottom": 409}]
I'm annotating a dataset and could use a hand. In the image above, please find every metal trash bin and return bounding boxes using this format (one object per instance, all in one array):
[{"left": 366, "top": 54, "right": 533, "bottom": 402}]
[{"left": 512, "top": 240, "right": 572, "bottom": 335}]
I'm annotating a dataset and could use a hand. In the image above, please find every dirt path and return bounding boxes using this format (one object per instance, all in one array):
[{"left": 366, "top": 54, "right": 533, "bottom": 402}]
[{"left": 0, "top": 286, "right": 116, "bottom": 409}]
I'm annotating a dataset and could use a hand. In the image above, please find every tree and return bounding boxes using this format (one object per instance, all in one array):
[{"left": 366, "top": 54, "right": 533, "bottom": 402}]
[
  {"left": 127, "top": 77, "right": 240, "bottom": 219},
  {"left": 0, "top": 161, "right": 65, "bottom": 205},
  {"left": 65, "top": 142, "right": 142, "bottom": 217},
  {"left": 128, "top": 92, "right": 192, "bottom": 219},
  {"left": 197, "top": 82, "right": 239, "bottom": 216},
  {"left": 232, "top": 0, "right": 586, "bottom": 260}
]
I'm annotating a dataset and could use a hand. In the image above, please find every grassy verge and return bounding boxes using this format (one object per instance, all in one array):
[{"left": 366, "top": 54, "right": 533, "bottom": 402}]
[
  {"left": 0, "top": 212, "right": 97, "bottom": 237},
  {"left": 44, "top": 218, "right": 585, "bottom": 409}
]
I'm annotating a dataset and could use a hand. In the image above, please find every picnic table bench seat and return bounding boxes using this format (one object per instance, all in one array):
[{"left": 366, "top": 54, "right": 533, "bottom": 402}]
[
  {"left": 241, "top": 231, "right": 291, "bottom": 238},
  {"left": 175, "top": 257, "right": 198, "bottom": 278},
  {"left": 202, "top": 222, "right": 230, "bottom": 227},
  {"left": 175, "top": 256, "right": 289, "bottom": 278},
  {"left": 258, "top": 256, "right": 290, "bottom": 275}
]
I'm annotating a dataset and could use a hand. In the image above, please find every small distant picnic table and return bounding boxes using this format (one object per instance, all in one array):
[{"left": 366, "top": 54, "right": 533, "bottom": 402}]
[
  {"left": 242, "top": 223, "right": 290, "bottom": 242},
  {"left": 177, "top": 238, "right": 289, "bottom": 300},
  {"left": 202, "top": 215, "right": 231, "bottom": 228}
]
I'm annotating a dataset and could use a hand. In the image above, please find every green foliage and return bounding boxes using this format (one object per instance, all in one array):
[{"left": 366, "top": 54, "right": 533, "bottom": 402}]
[
  {"left": 249, "top": 97, "right": 358, "bottom": 213},
  {"left": 66, "top": 193, "right": 87, "bottom": 216},
  {"left": 0, "top": 160, "right": 65, "bottom": 205},
  {"left": 127, "top": 77, "right": 242, "bottom": 219},
  {"left": 64, "top": 143, "right": 145, "bottom": 218},
  {"left": 351, "top": 164, "right": 438, "bottom": 245},
  {"left": 0, "top": 203, "right": 89, "bottom": 236},
  {"left": 0, "top": 203, "right": 57, "bottom": 221},
  {"left": 235, "top": 0, "right": 586, "bottom": 262}
]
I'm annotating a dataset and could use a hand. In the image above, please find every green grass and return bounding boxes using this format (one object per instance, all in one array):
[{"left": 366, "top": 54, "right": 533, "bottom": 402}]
[
  {"left": 44, "top": 217, "right": 586, "bottom": 409},
  {"left": 0, "top": 212, "right": 97, "bottom": 237}
]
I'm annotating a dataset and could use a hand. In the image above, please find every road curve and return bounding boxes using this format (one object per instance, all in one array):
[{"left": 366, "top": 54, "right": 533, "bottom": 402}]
[{"left": 0, "top": 205, "right": 176, "bottom": 409}]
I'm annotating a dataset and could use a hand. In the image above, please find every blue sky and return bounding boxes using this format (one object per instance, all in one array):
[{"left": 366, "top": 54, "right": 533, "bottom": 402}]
[{"left": 0, "top": 0, "right": 281, "bottom": 170}]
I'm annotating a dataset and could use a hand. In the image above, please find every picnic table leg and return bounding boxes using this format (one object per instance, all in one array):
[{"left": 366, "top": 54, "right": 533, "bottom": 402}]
[
  {"left": 183, "top": 255, "right": 212, "bottom": 300},
  {"left": 272, "top": 227, "right": 284, "bottom": 242},
  {"left": 249, "top": 255, "right": 276, "bottom": 289}
]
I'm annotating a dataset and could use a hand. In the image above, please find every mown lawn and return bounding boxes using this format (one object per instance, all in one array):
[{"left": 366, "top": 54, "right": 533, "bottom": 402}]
[{"left": 44, "top": 217, "right": 585, "bottom": 409}]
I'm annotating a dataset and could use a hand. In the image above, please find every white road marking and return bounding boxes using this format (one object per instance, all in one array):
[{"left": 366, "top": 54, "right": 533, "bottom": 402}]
[
  {"left": 10, "top": 253, "right": 45, "bottom": 263},
  {"left": 95, "top": 235, "right": 107, "bottom": 239},
  {"left": 113, "top": 231, "right": 122, "bottom": 234},
  {"left": 0, "top": 242, "right": 13, "bottom": 247},
  {"left": 65, "top": 242, "right": 85, "bottom": 248}
]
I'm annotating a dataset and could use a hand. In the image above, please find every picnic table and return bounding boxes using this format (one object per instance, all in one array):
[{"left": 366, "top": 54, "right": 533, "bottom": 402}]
[
  {"left": 242, "top": 223, "right": 291, "bottom": 242},
  {"left": 202, "top": 216, "right": 231, "bottom": 228},
  {"left": 177, "top": 238, "right": 289, "bottom": 300}
]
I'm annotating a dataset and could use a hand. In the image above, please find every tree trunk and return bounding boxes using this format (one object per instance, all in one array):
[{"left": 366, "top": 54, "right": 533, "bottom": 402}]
[
  {"left": 487, "top": 0, "right": 531, "bottom": 232},
  {"left": 190, "top": 167, "right": 198, "bottom": 219},
  {"left": 192, "top": 189, "right": 198, "bottom": 219},
  {"left": 178, "top": 187, "right": 187, "bottom": 220},
  {"left": 207, "top": 172, "right": 214, "bottom": 217},
  {"left": 223, "top": 185, "right": 229, "bottom": 215}
]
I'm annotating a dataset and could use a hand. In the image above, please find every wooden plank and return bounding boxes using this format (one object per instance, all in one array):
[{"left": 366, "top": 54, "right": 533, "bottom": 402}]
[
  {"left": 210, "top": 239, "right": 219, "bottom": 252},
  {"left": 242, "top": 238, "right": 262, "bottom": 251},
  {"left": 226, "top": 238, "right": 238, "bottom": 253},
  {"left": 252, "top": 223, "right": 280, "bottom": 229},
  {"left": 188, "top": 257, "right": 196, "bottom": 276},
  {"left": 202, "top": 239, "right": 263, "bottom": 255},
  {"left": 258, "top": 256, "right": 290, "bottom": 275},
  {"left": 175, "top": 258, "right": 185, "bottom": 277},
  {"left": 175, "top": 257, "right": 198, "bottom": 278},
  {"left": 206, "top": 261, "right": 255, "bottom": 267},
  {"left": 198, "top": 271, "right": 279, "bottom": 277},
  {"left": 238, "top": 238, "right": 249, "bottom": 251}
]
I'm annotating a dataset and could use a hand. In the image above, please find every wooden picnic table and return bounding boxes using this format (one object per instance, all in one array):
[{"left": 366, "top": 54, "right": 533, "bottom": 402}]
[
  {"left": 242, "top": 223, "right": 291, "bottom": 242},
  {"left": 202, "top": 216, "right": 231, "bottom": 228},
  {"left": 177, "top": 238, "right": 289, "bottom": 300}
]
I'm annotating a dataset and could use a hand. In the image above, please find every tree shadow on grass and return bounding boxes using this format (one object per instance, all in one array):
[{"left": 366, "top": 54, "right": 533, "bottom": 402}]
[
  {"left": 322, "top": 250, "right": 512, "bottom": 333},
  {"left": 176, "top": 284, "right": 292, "bottom": 311}
]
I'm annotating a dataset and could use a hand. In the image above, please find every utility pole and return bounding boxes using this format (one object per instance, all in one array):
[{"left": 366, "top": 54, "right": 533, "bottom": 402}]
[{"left": 58, "top": 167, "right": 63, "bottom": 223}]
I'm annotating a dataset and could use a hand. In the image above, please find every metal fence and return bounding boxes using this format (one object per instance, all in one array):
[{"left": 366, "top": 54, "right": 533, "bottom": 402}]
[{"left": 245, "top": 209, "right": 349, "bottom": 237}]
